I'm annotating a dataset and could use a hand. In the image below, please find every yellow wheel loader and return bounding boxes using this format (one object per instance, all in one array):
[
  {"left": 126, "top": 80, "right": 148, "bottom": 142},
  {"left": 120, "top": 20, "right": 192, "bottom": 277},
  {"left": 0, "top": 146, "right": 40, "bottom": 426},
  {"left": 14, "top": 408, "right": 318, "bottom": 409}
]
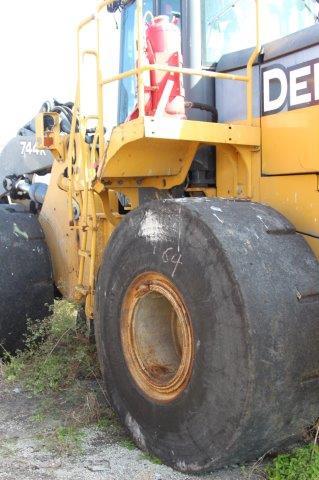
[{"left": 1, "top": 0, "right": 319, "bottom": 473}]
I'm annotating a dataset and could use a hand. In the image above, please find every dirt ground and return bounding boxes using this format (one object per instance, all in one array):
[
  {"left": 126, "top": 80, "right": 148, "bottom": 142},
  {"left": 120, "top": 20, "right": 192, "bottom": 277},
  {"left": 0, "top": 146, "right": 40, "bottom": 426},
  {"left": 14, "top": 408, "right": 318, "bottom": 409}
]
[{"left": 0, "top": 372, "right": 264, "bottom": 480}]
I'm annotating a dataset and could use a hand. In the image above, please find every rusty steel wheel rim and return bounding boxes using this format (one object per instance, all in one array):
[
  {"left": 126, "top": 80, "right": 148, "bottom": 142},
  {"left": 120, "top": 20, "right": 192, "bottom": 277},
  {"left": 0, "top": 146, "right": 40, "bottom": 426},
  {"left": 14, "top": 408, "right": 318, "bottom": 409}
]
[{"left": 121, "top": 272, "right": 194, "bottom": 403}]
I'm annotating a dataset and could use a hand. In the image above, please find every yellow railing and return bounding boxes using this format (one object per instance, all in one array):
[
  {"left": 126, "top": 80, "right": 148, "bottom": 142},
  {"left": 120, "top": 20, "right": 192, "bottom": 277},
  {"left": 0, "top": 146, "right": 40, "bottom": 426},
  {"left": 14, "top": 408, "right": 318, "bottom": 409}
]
[
  {"left": 67, "top": 0, "right": 260, "bottom": 219},
  {"left": 69, "top": 0, "right": 260, "bottom": 310},
  {"left": 75, "top": 0, "right": 260, "bottom": 150},
  {"left": 67, "top": 0, "right": 260, "bottom": 184}
]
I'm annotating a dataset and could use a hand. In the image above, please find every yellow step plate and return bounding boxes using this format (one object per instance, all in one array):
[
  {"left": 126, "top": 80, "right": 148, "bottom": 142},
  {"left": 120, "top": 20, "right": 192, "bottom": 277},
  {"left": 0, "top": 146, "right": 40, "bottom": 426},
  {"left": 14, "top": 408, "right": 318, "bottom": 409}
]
[{"left": 101, "top": 117, "right": 260, "bottom": 183}]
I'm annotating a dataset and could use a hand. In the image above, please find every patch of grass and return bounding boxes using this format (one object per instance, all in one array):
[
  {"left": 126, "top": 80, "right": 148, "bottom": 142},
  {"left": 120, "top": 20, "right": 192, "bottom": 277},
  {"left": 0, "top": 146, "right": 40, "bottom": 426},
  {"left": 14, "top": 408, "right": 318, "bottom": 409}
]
[
  {"left": 266, "top": 444, "right": 319, "bottom": 480},
  {"left": 54, "top": 425, "right": 85, "bottom": 454},
  {"left": 31, "top": 411, "right": 45, "bottom": 423},
  {"left": 1, "top": 300, "right": 118, "bottom": 455},
  {"left": 140, "top": 452, "right": 163, "bottom": 465},
  {"left": 96, "top": 417, "right": 114, "bottom": 430},
  {"left": 37, "top": 426, "right": 85, "bottom": 456},
  {"left": 120, "top": 438, "right": 137, "bottom": 451},
  {"left": 118, "top": 440, "right": 162, "bottom": 464},
  {"left": 3, "top": 300, "right": 98, "bottom": 395},
  {"left": 0, "top": 438, "right": 17, "bottom": 458}
]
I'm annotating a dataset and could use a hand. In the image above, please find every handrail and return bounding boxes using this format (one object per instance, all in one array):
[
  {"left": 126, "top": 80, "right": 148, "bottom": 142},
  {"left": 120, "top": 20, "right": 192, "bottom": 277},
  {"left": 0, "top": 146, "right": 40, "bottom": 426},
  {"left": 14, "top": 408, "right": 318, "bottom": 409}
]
[
  {"left": 101, "top": 65, "right": 249, "bottom": 86},
  {"left": 69, "top": 0, "right": 260, "bottom": 304},
  {"left": 136, "top": 0, "right": 145, "bottom": 117},
  {"left": 78, "top": 14, "right": 95, "bottom": 31},
  {"left": 72, "top": 0, "right": 261, "bottom": 178},
  {"left": 246, "top": 0, "right": 260, "bottom": 125}
]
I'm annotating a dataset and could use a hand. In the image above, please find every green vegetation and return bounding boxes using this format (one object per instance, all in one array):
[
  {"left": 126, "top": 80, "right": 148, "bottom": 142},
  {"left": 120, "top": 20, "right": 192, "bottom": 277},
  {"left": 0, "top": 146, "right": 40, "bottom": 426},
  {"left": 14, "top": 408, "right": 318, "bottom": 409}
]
[
  {"left": 119, "top": 439, "right": 162, "bottom": 465},
  {"left": 96, "top": 417, "right": 114, "bottom": 430},
  {"left": 35, "top": 426, "right": 85, "bottom": 455},
  {"left": 266, "top": 444, "right": 319, "bottom": 480},
  {"left": 0, "top": 438, "right": 17, "bottom": 458},
  {"left": 1, "top": 300, "right": 123, "bottom": 454},
  {"left": 3, "top": 300, "right": 98, "bottom": 394},
  {"left": 51, "top": 426, "right": 85, "bottom": 455},
  {"left": 140, "top": 452, "right": 163, "bottom": 465},
  {"left": 120, "top": 438, "right": 137, "bottom": 451}
]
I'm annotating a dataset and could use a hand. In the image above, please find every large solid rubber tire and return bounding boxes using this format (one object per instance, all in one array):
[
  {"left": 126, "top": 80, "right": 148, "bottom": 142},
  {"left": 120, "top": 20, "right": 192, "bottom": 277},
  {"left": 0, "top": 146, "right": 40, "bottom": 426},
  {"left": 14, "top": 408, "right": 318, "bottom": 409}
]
[
  {"left": 0, "top": 205, "right": 53, "bottom": 352},
  {"left": 95, "top": 198, "right": 319, "bottom": 473}
]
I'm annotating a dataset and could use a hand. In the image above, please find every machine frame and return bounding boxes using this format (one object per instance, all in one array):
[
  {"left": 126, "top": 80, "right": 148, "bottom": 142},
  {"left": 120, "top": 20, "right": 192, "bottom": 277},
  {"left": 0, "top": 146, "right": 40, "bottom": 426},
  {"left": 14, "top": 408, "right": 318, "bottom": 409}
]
[{"left": 36, "top": 0, "right": 261, "bottom": 318}]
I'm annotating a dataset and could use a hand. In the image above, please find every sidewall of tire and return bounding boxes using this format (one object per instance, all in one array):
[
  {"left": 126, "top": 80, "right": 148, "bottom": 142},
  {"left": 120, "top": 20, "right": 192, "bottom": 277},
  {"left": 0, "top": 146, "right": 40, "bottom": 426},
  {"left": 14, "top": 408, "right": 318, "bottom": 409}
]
[
  {"left": 0, "top": 205, "right": 53, "bottom": 352},
  {"left": 95, "top": 202, "right": 252, "bottom": 471}
]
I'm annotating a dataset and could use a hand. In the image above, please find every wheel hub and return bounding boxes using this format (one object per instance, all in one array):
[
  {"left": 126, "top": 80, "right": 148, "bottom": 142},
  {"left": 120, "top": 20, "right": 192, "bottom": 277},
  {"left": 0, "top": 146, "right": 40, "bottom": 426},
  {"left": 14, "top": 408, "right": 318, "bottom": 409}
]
[{"left": 121, "top": 272, "right": 194, "bottom": 403}]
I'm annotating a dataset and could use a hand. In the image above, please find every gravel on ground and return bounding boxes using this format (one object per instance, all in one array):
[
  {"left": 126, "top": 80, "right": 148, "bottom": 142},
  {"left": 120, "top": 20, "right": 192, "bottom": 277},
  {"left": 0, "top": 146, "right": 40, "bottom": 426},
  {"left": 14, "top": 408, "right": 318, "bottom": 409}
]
[{"left": 0, "top": 373, "right": 262, "bottom": 480}]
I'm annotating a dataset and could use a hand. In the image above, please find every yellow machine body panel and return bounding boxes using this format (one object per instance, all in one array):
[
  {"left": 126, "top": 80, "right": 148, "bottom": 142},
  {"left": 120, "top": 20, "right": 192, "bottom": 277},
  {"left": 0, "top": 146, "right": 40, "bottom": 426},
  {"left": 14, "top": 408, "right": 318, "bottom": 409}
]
[
  {"left": 259, "top": 174, "right": 319, "bottom": 255},
  {"left": 262, "top": 105, "right": 319, "bottom": 175},
  {"left": 101, "top": 117, "right": 260, "bottom": 191},
  {"left": 39, "top": 161, "right": 78, "bottom": 299}
]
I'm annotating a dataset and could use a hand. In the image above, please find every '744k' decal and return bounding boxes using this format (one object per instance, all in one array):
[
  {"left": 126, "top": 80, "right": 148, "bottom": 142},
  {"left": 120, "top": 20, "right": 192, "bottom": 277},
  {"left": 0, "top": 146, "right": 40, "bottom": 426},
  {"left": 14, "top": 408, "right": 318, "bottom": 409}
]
[{"left": 20, "top": 140, "right": 46, "bottom": 156}]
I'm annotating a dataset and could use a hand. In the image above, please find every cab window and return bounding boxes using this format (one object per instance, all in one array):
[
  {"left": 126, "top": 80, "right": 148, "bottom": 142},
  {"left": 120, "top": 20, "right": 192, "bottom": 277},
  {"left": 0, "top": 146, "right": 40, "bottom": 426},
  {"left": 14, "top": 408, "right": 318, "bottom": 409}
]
[{"left": 202, "top": 0, "right": 319, "bottom": 66}]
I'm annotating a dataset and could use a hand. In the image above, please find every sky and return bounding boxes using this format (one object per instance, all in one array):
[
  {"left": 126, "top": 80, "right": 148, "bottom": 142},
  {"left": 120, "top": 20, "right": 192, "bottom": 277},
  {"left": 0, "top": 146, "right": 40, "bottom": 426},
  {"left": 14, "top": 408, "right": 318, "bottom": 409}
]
[{"left": 0, "top": 0, "right": 120, "bottom": 150}]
